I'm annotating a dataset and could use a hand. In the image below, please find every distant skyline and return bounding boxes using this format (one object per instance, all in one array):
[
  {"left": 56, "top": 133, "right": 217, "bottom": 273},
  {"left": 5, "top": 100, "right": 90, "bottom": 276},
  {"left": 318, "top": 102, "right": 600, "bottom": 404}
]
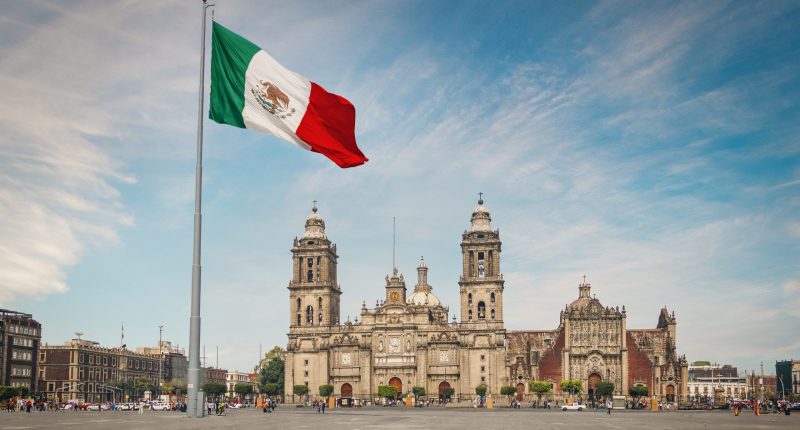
[{"left": 1, "top": 0, "right": 798, "bottom": 374}]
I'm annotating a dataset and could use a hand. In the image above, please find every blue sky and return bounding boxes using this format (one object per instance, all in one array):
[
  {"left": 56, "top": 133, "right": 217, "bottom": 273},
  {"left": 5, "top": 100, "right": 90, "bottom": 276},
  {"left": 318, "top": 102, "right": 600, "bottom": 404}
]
[{"left": 1, "top": 0, "right": 798, "bottom": 374}]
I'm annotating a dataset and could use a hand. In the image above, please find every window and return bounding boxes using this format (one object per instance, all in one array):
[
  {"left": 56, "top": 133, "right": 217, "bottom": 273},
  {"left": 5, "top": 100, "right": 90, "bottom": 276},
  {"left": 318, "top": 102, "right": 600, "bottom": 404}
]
[
  {"left": 306, "top": 305, "right": 314, "bottom": 325},
  {"left": 481, "top": 366, "right": 485, "bottom": 372},
  {"left": 13, "top": 337, "right": 33, "bottom": 347},
  {"left": 468, "top": 310, "right": 473, "bottom": 321},
  {"left": 318, "top": 297, "right": 323, "bottom": 308},
  {"left": 316, "top": 257, "right": 321, "bottom": 281},
  {"left": 468, "top": 251, "right": 474, "bottom": 276},
  {"left": 304, "top": 371, "right": 309, "bottom": 377},
  {"left": 304, "top": 360, "right": 309, "bottom": 366},
  {"left": 481, "top": 376, "right": 486, "bottom": 382},
  {"left": 80, "top": 353, "right": 85, "bottom": 364},
  {"left": 477, "top": 252, "right": 485, "bottom": 277},
  {"left": 296, "top": 314, "right": 301, "bottom": 325},
  {"left": 318, "top": 313, "right": 323, "bottom": 323},
  {"left": 468, "top": 293, "right": 472, "bottom": 306},
  {"left": 89, "top": 355, "right": 94, "bottom": 365},
  {"left": 112, "top": 357, "right": 116, "bottom": 366},
  {"left": 490, "top": 309, "right": 495, "bottom": 320},
  {"left": 490, "top": 292, "right": 495, "bottom": 304},
  {"left": 477, "top": 301, "right": 486, "bottom": 319},
  {"left": 103, "top": 356, "right": 108, "bottom": 366},
  {"left": 297, "top": 298, "right": 302, "bottom": 311},
  {"left": 481, "top": 355, "right": 485, "bottom": 361},
  {"left": 488, "top": 250, "right": 493, "bottom": 275}
]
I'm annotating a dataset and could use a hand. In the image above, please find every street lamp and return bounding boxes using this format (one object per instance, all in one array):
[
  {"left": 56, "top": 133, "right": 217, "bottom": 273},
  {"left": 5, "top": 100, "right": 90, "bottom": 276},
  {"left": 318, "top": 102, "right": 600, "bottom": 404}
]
[{"left": 158, "top": 325, "right": 164, "bottom": 400}]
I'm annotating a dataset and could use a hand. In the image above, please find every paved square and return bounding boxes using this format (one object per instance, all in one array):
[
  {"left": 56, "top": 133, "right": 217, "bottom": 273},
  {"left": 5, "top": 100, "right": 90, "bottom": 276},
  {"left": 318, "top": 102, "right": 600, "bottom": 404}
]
[{"left": 0, "top": 407, "right": 797, "bottom": 429}]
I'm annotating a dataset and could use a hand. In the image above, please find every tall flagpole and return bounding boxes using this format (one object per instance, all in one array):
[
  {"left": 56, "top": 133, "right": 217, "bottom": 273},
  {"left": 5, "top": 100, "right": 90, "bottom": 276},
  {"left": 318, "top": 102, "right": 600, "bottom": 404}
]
[{"left": 188, "top": 0, "right": 213, "bottom": 418}]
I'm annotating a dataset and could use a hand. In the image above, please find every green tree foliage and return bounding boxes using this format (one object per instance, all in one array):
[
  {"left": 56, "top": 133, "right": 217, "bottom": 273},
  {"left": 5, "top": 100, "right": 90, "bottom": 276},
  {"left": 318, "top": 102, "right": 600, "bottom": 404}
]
[
  {"left": 692, "top": 360, "right": 711, "bottom": 366},
  {"left": 0, "top": 386, "right": 19, "bottom": 400},
  {"left": 17, "top": 386, "right": 30, "bottom": 398},
  {"left": 202, "top": 382, "right": 227, "bottom": 401},
  {"left": 235, "top": 383, "right": 254, "bottom": 399},
  {"left": 629, "top": 385, "right": 648, "bottom": 403},
  {"left": 529, "top": 380, "right": 552, "bottom": 406},
  {"left": 412, "top": 386, "right": 426, "bottom": 397},
  {"left": 261, "top": 383, "right": 279, "bottom": 396},
  {"left": 377, "top": 385, "right": 398, "bottom": 399},
  {"left": 475, "top": 385, "right": 488, "bottom": 397},
  {"left": 595, "top": 382, "right": 614, "bottom": 399},
  {"left": 560, "top": 379, "right": 582, "bottom": 395},
  {"left": 293, "top": 384, "right": 309, "bottom": 398},
  {"left": 258, "top": 346, "right": 285, "bottom": 397},
  {"left": 500, "top": 385, "right": 516, "bottom": 402},
  {"left": 319, "top": 384, "right": 334, "bottom": 397},
  {"left": 442, "top": 387, "right": 455, "bottom": 400}
]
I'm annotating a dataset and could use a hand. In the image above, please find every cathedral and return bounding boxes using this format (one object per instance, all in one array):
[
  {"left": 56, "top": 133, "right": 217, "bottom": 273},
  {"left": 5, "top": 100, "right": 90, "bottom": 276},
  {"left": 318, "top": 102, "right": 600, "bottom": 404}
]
[{"left": 284, "top": 197, "right": 688, "bottom": 403}]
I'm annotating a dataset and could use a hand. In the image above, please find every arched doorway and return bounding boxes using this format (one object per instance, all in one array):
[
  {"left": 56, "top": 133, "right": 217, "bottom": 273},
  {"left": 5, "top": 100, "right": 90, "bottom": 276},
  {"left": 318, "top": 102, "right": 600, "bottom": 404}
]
[
  {"left": 389, "top": 377, "right": 403, "bottom": 397},
  {"left": 341, "top": 383, "right": 353, "bottom": 398},
  {"left": 516, "top": 383, "right": 525, "bottom": 401},
  {"left": 438, "top": 381, "right": 451, "bottom": 402},
  {"left": 587, "top": 373, "right": 601, "bottom": 400},
  {"left": 666, "top": 385, "right": 675, "bottom": 403}
]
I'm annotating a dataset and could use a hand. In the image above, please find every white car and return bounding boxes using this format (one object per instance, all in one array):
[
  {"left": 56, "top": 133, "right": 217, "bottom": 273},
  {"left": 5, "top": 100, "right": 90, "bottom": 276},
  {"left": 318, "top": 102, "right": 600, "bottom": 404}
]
[
  {"left": 229, "top": 403, "right": 244, "bottom": 409},
  {"left": 562, "top": 402, "right": 586, "bottom": 411},
  {"left": 150, "top": 402, "right": 171, "bottom": 411},
  {"left": 116, "top": 403, "right": 132, "bottom": 411}
]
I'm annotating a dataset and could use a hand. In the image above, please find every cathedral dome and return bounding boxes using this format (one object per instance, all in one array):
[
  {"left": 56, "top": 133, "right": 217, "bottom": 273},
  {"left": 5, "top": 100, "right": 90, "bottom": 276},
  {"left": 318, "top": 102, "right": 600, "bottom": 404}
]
[
  {"left": 568, "top": 278, "right": 599, "bottom": 311},
  {"left": 470, "top": 194, "right": 493, "bottom": 232},
  {"left": 303, "top": 204, "right": 326, "bottom": 239},
  {"left": 407, "top": 290, "right": 441, "bottom": 306}
]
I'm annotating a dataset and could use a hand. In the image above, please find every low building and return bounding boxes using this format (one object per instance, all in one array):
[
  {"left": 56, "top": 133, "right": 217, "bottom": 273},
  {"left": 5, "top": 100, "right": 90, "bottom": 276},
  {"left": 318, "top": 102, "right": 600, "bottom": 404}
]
[
  {"left": 135, "top": 341, "right": 188, "bottom": 384},
  {"left": 0, "top": 309, "right": 42, "bottom": 393},
  {"left": 686, "top": 363, "right": 747, "bottom": 400},
  {"left": 747, "top": 371, "right": 777, "bottom": 399},
  {"left": 203, "top": 366, "right": 227, "bottom": 385},
  {"left": 225, "top": 370, "right": 258, "bottom": 401},
  {"left": 38, "top": 339, "right": 161, "bottom": 402}
]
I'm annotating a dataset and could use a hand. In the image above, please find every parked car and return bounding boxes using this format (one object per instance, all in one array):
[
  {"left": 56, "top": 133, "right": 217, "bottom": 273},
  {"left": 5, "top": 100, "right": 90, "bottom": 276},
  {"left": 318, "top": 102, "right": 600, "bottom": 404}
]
[
  {"left": 87, "top": 403, "right": 101, "bottom": 411},
  {"left": 150, "top": 402, "right": 171, "bottom": 411},
  {"left": 562, "top": 402, "right": 586, "bottom": 411},
  {"left": 117, "top": 403, "right": 132, "bottom": 411},
  {"left": 230, "top": 403, "right": 244, "bottom": 409}
]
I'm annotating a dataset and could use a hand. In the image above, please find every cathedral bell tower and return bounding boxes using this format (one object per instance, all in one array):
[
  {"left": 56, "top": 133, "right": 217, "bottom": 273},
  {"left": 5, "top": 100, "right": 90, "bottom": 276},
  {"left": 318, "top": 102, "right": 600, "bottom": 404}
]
[
  {"left": 459, "top": 194, "right": 504, "bottom": 323},
  {"left": 288, "top": 203, "right": 341, "bottom": 328}
]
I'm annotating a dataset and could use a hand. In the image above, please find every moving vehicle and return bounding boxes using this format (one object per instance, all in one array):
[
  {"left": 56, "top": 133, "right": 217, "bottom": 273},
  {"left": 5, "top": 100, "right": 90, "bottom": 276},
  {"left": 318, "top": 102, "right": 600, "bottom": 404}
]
[
  {"left": 562, "top": 402, "right": 586, "bottom": 411},
  {"left": 150, "top": 402, "right": 171, "bottom": 411}
]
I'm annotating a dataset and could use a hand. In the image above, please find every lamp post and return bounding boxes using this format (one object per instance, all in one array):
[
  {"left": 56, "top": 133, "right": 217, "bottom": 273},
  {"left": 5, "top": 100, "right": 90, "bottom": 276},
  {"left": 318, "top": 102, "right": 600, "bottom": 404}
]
[{"left": 158, "top": 325, "right": 164, "bottom": 400}]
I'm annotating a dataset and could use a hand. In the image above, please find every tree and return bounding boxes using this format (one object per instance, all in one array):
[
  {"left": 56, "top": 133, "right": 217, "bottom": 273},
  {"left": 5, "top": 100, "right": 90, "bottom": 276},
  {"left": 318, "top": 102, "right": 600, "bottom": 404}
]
[
  {"left": 261, "top": 383, "right": 279, "bottom": 397},
  {"left": 442, "top": 387, "right": 455, "bottom": 402},
  {"left": 293, "top": 384, "right": 309, "bottom": 402},
  {"left": 500, "top": 386, "right": 516, "bottom": 405},
  {"left": 378, "top": 385, "right": 398, "bottom": 400},
  {"left": 629, "top": 385, "right": 648, "bottom": 405},
  {"left": 319, "top": 384, "right": 334, "bottom": 398},
  {"left": 475, "top": 385, "right": 487, "bottom": 398},
  {"left": 235, "top": 383, "right": 254, "bottom": 402},
  {"left": 560, "top": 379, "right": 582, "bottom": 397},
  {"left": 17, "top": 386, "right": 30, "bottom": 398},
  {"left": 0, "top": 386, "right": 19, "bottom": 400},
  {"left": 202, "top": 382, "right": 227, "bottom": 401},
  {"left": 258, "top": 347, "right": 285, "bottom": 397},
  {"left": 595, "top": 382, "right": 614, "bottom": 400},
  {"left": 529, "top": 380, "right": 552, "bottom": 407}
]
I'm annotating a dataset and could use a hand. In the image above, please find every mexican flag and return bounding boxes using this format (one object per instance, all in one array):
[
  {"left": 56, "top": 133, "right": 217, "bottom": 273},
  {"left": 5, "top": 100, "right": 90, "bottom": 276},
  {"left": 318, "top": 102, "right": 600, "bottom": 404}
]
[{"left": 209, "top": 22, "right": 368, "bottom": 168}]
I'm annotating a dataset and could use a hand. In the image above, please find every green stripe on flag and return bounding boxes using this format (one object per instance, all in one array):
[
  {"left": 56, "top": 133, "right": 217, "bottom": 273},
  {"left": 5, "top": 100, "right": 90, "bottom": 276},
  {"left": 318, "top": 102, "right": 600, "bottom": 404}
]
[{"left": 209, "top": 22, "right": 261, "bottom": 128}]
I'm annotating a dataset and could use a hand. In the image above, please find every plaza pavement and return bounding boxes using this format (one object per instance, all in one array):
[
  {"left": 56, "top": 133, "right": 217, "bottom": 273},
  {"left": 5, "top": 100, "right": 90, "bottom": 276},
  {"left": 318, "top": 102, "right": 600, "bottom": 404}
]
[{"left": 0, "top": 406, "right": 797, "bottom": 430}]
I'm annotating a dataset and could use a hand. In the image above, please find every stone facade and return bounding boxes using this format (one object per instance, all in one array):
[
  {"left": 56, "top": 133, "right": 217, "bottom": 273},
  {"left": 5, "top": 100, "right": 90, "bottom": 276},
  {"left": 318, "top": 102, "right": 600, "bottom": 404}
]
[{"left": 284, "top": 198, "right": 687, "bottom": 403}]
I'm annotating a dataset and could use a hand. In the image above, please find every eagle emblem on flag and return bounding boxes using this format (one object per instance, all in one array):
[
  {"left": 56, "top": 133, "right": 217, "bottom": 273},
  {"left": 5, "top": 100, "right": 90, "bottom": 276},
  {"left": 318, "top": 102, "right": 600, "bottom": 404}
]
[{"left": 251, "top": 80, "right": 296, "bottom": 118}]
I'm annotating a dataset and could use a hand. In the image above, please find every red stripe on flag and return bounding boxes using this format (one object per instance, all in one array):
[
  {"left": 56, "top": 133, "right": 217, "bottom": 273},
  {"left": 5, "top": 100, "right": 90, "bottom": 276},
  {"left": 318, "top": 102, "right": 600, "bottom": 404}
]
[{"left": 295, "top": 82, "right": 368, "bottom": 168}]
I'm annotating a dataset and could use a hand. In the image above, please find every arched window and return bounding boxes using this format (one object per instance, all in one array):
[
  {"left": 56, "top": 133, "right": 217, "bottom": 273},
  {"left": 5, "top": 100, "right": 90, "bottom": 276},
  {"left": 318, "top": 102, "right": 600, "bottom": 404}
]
[
  {"left": 490, "top": 309, "right": 495, "bottom": 320},
  {"left": 306, "top": 305, "right": 314, "bottom": 325},
  {"left": 468, "top": 293, "right": 473, "bottom": 306},
  {"left": 296, "top": 297, "right": 302, "bottom": 311},
  {"left": 318, "top": 313, "right": 323, "bottom": 324},
  {"left": 318, "top": 297, "right": 323, "bottom": 308},
  {"left": 477, "top": 251, "right": 485, "bottom": 277},
  {"left": 490, "top": 292, "right": 495, "bottom": 304},
  {"left": 296, "top": 314, "right": 301, "bottom": 326},
  {"left": 477, "top": 301, "right": 486, "bottom": 319},
  {"left": 468, "top": 310, "right": 473, "bottom": 321}
]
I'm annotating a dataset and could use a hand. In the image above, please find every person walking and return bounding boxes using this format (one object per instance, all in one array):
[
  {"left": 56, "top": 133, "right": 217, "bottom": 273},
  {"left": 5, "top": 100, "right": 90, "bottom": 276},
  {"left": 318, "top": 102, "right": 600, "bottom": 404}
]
[
  {"left": 607, "top": 400, "right": 613, "bottom": 415},
  {"left": 321, "top": 400, "right": 326, "bottom": 414}
]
